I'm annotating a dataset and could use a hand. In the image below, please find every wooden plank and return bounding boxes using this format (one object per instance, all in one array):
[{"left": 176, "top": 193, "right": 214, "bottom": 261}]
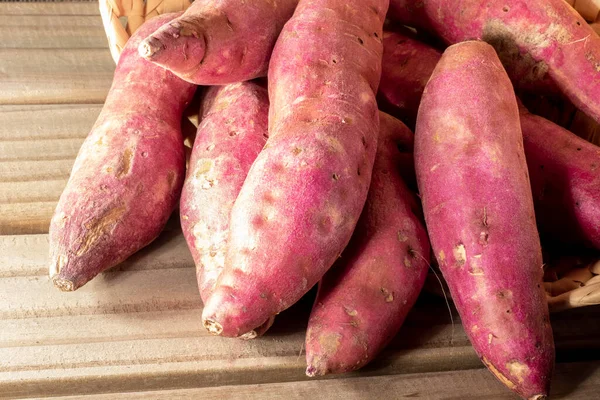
[
  {"left": 0, "top": 268, "right": 199, "bottom": 319},
  {"left": 0, "top": 138, "right": 83, "bottom": 162},
  {"left": 0, "top": 105, "right": 98, "bottom": 234},
  {"left": 0, "top": 202, "right": 56, "bottom": 235},
  {"left": 0, "top": 230, "right": 193, "bottom": 278},
  {"left": 0, "top": 2, "right": 99, "bottom": 16},
  {"left": 0, "top": 231, "right": 599, "bottom": 397},
  {"left": 0, "top": 179, "right": 67, "bottom": 204},
  {"left": 0, "top": 104, "right": 100, "bottom": 141},
  {"left": 0, "top": 48, "right": 114, "bottom": 105},
  {"left": 41, "top": 361, "right": 600, "bottom": 400},
  {"left": 0, "top": 159, "right": 74, "bottom": 183},
  {"left": 0, "top": 230, "right": 600, "bottom": 397},
  {"left": 0, "top": 15, "right": 107, "bottom": 49}
]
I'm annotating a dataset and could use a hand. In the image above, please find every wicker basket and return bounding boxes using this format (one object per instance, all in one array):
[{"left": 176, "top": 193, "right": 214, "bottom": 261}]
[
  {"left": 98, "top": 0, "right": 600, "bottom": 310},
  {"left": 99, "top": 0, "right": 192, "bottom": 64}
]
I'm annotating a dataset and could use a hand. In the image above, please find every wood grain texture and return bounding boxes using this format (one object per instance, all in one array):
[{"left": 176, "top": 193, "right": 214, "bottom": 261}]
[
  {"left": 0, "top": 202, "right": 57, "bottom": 235},
  {"left": 0, "top": 2, "right": 99, "bottom": 16},
  {"left": 0, "top": 48, "right": 114, "bottom": 105},
  {"left": 1, "top": 232, "right": 599, "bottom": 398},
  {"left": 0, "top": 15, "right": 107, "bottom": 49},
  {"left": 0, "top": 105, "right": 100, "bottom": 234},
  {"left": 39, "top": 362, "right": 600, "bottom": 400}
]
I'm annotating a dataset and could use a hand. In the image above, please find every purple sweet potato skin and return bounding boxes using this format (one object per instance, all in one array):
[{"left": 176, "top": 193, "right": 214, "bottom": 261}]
[
  {"left": 48, "top": 13, "right": 196, "bottom": 291},
  {"left": 415, "top": 41, "right": 554, "bottom": 399},
  {"left": 138, "top": 0, "right": 299, "bottom": 85},
  {"left": 180, "top": 82, "right": 268, "bottom": 303},
  {"left": 201, "top": 0, "right": 389, "bottom": 337},
  {"left": 379, "top": 31, "right": 441, "bottom": 129},
  {"left": 520, "top": 107, "right": 600, "bottom": 250},
  {"left": 380, "top": 33, "right": 600, "bottom": 251},
  {"left": 305, "top": 112, "right": 430, "bottom": 376},
  {"left": 388, "top": 0, "right": 600, "bottom": 123}
]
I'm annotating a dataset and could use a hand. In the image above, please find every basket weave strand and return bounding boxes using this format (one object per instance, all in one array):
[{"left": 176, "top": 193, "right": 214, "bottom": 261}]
[{"left": 99, "top": 0, "right": 192, "bottom": 63}]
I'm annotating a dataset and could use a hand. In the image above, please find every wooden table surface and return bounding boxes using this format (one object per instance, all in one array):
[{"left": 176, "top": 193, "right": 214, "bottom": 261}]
[{"left": 0, "top": 2, "right": 599, "bottom": 399}]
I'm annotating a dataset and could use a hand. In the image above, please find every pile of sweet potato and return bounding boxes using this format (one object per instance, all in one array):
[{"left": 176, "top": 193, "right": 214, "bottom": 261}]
[{"left": 49, "top": 0, "right": 600, "bottom": 398}]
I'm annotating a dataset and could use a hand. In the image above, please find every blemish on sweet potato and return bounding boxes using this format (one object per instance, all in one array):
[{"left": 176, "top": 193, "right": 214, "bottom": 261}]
[
  {"left": 76, "top": 205, "right": 127, "bottom": 256},
  {"left": 344, "top": 307, "right": 358, "bottom": 316},
  {"left": 479, "top": 231, "right": 489, "bottom": 246},
  {"left": 453, "top": 243, "right": 466, "bottom": 266},
  {"left": 380, "top": 287, "right": 394, "bottom": 302},
  {"left": 116, "top": 148, "right": 134, "bottom": 178},
  {"left": 482, "top": 357, "right": 516, "bottom": 389},
  {"left": 397, "top": 230, "right": 408, "bottom": 242},
  {"left": 507, "top": 360, "right": 531, "bottom": 384}
]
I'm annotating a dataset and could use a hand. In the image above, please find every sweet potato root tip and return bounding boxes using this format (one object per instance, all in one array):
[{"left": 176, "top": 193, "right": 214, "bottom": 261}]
[
  {"left": 138, "top": 37, "right": 162, "bottom": 59},
  {"left": 239, "top": 330, "right": 258, "bottom": 340},
  {"left": 305, "top": 365, "right": 321, "bottom": 378},
  {"left": 203, "top": 318, "right": 224, "bottom": 336},
  {"left": 52, "top": 277, "right": 75, "bottom": 292}
]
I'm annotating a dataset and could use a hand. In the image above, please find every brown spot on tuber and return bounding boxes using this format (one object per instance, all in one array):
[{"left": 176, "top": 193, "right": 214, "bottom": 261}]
[
  {"left": 453, "top": 243, "right": 466, "bottom": 267},
  {"left": 397, "top": 231, "right": 408, "bottom": 242},
  {"left": 345, "top": 307, "right": 358, "bottom": 316},
  {"left": 482, "top": 357, "right": 516, "bottom": 389},
  {"left": 318, "top": 215, "right": 333, "bottom": 234},
  {"left": 195, "top": 159, "right": 214, "bottom": 178},
  {"left": 380, "top": 287, "right": 394, "bottom": 302},
  {"left": 116, "top": 148, "right": 134, "bottom": 178},
  {"left": 77, "top": 205, "right": 127, "bottom": 256},
  {"left": 292, "top": 147, "right": 302, "bottom": 155},
  {"left": 332, "top": 173, "right": 340, "bottom": 181},
  {"left": 167, "top": 171, "right": 177, "bottom": 190},
  {"left": 479, "top": 231, "right": 489, "bottom": 246},
  {"left": 263, "top": 192, "right": 275, "bottom": 204},
  {"left": 319, "top": 332, "right": 342, "bottom": 356},
  {"left": 438, "top": 250, "right": 446, "bottom": 265},
  {"left": 506, "top": 361, "right": 530, "bottom": 384},
  {"left": 497, "top": 289, "right": 512, "bottom": 299}
]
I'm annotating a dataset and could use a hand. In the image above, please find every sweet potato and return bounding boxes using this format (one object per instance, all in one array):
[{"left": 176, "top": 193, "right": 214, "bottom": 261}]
[
  {"left": 305, "top": 112, "right": 430, "bottom": 376},
  {"left": 519, "top": 105, "right": 600, "bottom": 250},
  {"left": 138, "top": 0, "right": 299, "bottom": 85},
  {"left": 180, "top": 81, "right": 274, "bottom": 338},
  {"left": 378, "top": 31, "right": 441, "bottom": 129},
  {"left": 201, "top": 0, "right": 389, "bottom": 337},
  {"left": 388, "top": 0, "right": 600, "bottom": 124},
  {"left": 49, "top": 13, "right": 197, "bottom": 291},
  {"left": 381, "top": 31, "right": 600, "bottom": 250},
  {"left": 181, "top": 82, "right": 268, "bottom": 303},
  {"left": 415, "top": 41, "right": 554, "bottom": 399}
]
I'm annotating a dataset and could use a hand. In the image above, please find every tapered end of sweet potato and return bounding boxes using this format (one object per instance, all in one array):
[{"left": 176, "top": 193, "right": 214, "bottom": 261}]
[
  {"left": 48, "top": 254, "right": 86, "bottom": 292},
  {"left": 201, "top": 283, "right": 275, "bottom": 337},
  {"left": 305, "top": 364, "right": 324, "bottom": 378},
  {"left": 481, "top": 355, "right": 553, "bottom": 400},
  {"left": 51, "top": 276, "right": 75, "bottom": 292},
  {"left": 138, "top": 19, "right": 206, "bottom": 80},
  {"left": 203, "top": 318, "right": 224, "bottom": 336}
]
